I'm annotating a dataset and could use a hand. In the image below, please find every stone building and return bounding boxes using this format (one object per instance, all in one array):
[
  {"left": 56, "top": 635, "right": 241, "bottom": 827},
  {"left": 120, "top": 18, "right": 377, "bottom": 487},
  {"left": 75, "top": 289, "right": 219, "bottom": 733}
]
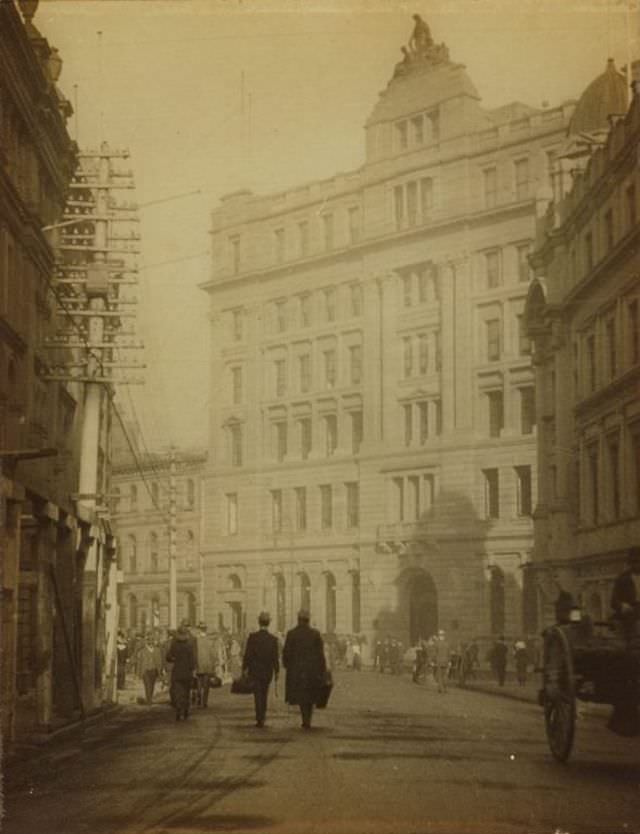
[
  {"left": 200, "top": 21, "right": 575, "bottom": 653},
  {"left": 526, "top": 64, "right": 639, "bottom": 629},
  {"left": 111, "top": 437, "right": 208, "bottom": 632}
]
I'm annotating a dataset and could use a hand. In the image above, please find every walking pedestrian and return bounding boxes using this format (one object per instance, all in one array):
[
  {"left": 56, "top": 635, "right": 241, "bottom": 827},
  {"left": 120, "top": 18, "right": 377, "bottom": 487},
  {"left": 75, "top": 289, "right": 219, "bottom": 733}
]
[
  {"left": 514, "top": 639, "right": 528, "bottom": 686},
  {"left": 195, "top": 622, "right": 217, "bottom": 708},
  {"left": 242, "top": 611, "right": 280, "bottom": 728},
  {"left": 352, "top": 640, "right": 362, "bottom": 672},
  {"left": 166, "top": 624, "right": 196, "bottom": 721},
  {"left": 137, "top": 634, "right": 163, "bottom": 705},
  {"left": 116, "top": 631, "right": 128, "bottom": 691},
  {"left": 491, "top": 635, "right": 509, "bottom": 686},
  {"left": 282, "top": 609, "right": 326, "bottom": 730},
  {"left": 434, "top": 629, "right": 450, "bottom": 693}
]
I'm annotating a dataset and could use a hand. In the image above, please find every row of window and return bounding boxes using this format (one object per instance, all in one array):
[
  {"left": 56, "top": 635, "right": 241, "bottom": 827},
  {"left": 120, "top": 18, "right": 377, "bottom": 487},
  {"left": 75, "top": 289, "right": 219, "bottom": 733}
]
[
  {"left": 402, "top": 331, "right": 441, "bottom": 377},
  {"left": 124, "top": 529, "right": 196, "bottom": 574},
  {"left": 224, "top": 481, "right": 360, "bottom": 535},
  {"left": 483, "top": 157, "right": 532, "bottom": 208},
  {"left": 393, "top": 177, "right": 435, "bottom": 230},
  {"left": 401, "top": 399, "right": 443, "bottom": 445},
  {"left": 481, "top": 313, "right": 531, "bottom": 363},
  {"left": 113, "top": 478, "right": 197, "bottom": 513},
  {"left": 394, "top": 109, "right": 440, "bottom": 152},
  {"left": 482, "top": 465, "right": 533, "bottom": 519},
  {"left": 484, "top": 386, "right": 536, "bottom": 439}
]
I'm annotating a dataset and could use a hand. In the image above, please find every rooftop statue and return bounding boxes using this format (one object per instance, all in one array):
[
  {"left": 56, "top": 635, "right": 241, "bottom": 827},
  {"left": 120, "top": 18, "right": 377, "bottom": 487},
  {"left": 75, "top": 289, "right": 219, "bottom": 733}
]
[
  {"left": 409, "top": 14, "right": 434, "bottom": 55},
  {"left": 392, "top": 46, "right": 414, "bottom": 79},
  {"left": 388, "top": 14, "right": 450, "bottom": 84}
]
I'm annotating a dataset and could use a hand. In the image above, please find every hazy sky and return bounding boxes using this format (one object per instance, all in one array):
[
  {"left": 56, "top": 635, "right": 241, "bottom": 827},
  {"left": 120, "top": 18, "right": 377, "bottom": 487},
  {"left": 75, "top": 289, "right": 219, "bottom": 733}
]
[{"left": 37, "top": 0, "right": 637, "bottom": 451}]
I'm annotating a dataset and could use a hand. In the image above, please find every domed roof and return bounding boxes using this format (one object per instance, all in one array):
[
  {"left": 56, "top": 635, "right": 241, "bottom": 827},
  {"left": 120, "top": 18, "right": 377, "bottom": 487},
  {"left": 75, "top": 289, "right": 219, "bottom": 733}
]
[{"left": 568, "top": 59, "right": 628, "bottom": 135}]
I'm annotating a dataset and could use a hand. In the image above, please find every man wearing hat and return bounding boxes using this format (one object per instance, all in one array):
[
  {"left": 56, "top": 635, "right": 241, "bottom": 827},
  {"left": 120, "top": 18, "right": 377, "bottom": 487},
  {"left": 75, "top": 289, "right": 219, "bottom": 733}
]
[
  {"left": 282, "top": 610, "right": 327, "bottom": 729},
  {"left": 242, "top": 612, "right": 280, "bottom": 728},
  {"left": 194, "top": 622, "right": 216, "bottom": 708}
]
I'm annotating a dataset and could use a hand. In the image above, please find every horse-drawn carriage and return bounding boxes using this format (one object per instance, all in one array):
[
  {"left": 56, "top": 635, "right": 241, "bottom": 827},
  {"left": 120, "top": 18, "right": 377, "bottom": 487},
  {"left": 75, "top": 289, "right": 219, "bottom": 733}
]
[{"left": 539, "top": 613, "right": 639, "bottom": 761}]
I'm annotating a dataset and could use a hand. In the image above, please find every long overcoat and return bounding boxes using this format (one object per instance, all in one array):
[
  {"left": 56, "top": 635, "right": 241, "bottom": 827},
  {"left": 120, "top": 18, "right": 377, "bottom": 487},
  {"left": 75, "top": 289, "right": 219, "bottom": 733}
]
[
  {"left": 282, "top": 623, "right": 326, "bottom": 705},
  {"left": 166, "top": 632, "right": 196, "bottom": 682}
]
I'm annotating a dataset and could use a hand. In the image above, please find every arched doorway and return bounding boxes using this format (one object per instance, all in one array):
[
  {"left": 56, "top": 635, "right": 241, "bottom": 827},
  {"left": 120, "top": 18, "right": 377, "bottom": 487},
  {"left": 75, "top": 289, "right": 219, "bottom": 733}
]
[
  {"left": 275, "top": 574, "right": 286, "bottom": 633},
  {"left": 403, "top": 570, "right": 438, "bottom": 644},
  {"left": 490, "top": 566, "right": 506, "bottom": 635},
  {"left": 325, "top": 573, "right": 337, "bottom": 634}
]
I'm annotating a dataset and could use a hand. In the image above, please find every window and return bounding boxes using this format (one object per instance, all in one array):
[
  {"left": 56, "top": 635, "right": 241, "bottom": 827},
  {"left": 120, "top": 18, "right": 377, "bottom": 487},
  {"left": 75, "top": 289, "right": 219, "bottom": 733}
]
[
  {"left": 274, "top": 227, "right": 285, "bottom": 263},
  {"left": 298, "top": 220, "right": 309, "bottom": 257},
  {"left": 518, "top": 315, "right": 531, "bottom": 356},
  {"left": 351, "top": 573, "right": 361, "bottom": 634},
  {"left": 423, "top": 474, "right": 435, "bottom": 512},
  {"left": 417, "top": 268, "right": 429, "bottom": 303},
  {"left": 324, "top": 287, "right": 336, "bottom": 322},
  {"left": 434, "top": 330, "right": 442, "bottom": 371},
  {"left": 275, "top": 299, "right": 287, "bottom": 333},
  {"left": 629, "top": 299, "right": 639, "bottom": 365},
  {"left": 346, "top": 482, "right": 360, "bottom": 528},
  {"left": 403, "top": 336, "right": 413, "bottom": 378},
  {"left": 396, "top": 120, "right": 408, "bottom": 150},
  {"left": 320, "top": 485, "right": 333, "bottom": 529},
  {"left": 348, "top": 206, "right": 361, "bottom": 244},
  {"left": 514, "top": 158, "right": 529, "bottom": 200},
  {"left": 403, "top": 403, "right": 413, "bottom": 446},
  {"left": 586, "top": 333, "right": 597, "bottom": 392},
  {"left": 607, "top": 435, "right": 620, "bottom": 520},
  {"left": 350, "top": 283, "right": 363, "bottom": 317},
  {"left": 484, "top": 167, "right": 497, "bottom": 208},
  {"left": 351, "top": 410, "right": 363, "bottom": 454},
  {"left": 626, "top": 183, "right": 637, "bottom": 230},
  {"left": 275, "top": 359, "right": 287, "bottom": 397},
  {"left": 300, "top": 573, "right": 311, "bottom": 611},
  {"left": 406, "top": 181, "right": 418, "bottom": 226},
  {"left": 299, "top": 354, "right": 311, "bottom": 393},
  {"left": 487, "top": 390, "right": 504, "bottom": 438},
  {"left": 587, "top": 444, "right": 599, "bottom": 523},
  {"left": 418, "top": 401, "right": 428, "bottom": 444},
  {"left": 300, "top": 294, "right": 311, "bottom": 328},
  {"left": 323, "top": 213, "right": 334, "bottom": 251},
  {"left": 232, "top": 308, "right": 243, "bottom": 341},
  {"left": 606, "top": 317, "right": 617, "bottom": 379},
  {"left": 128, "top": 535, "right": 137, "bottom": 573},
  {"left": 230, "top": 423, "right": 243, "bottom": 466},
  {"left": 584, "top": 231, "right": 594, "bottom": 273},
  {"left": 325, "top": 414, "right": 338, "bottom": 456},
  {"left": 149, "top": 532, "right": 159, "bottom": 573},
  {"left": 420, "top": 178, "right": 433, "bottom": 218},
  {"left": 515, "top": 466, "right": 532, "bottom": 516},
  {"left": 130, "top": 484, "right": 138, "bottom": 512},
  {"left": 486, "top": 319, "right": 501, "bottom": 361},
  {"left": 434, "top": 398, "right": 442, "bottom": 435},
  {"left": 275, "top": 421, "right": 287, "bottom": 462},
  {"left": 485, "top": 250, "right": 501, "bottom": 289},
  {"left": 427, "top": 110, "right": 440, "bottom": 141},
  {"left": 271, "top": 489, "right": 283, "bottom": 532},
  {"left": 226, "top": 493, "right": 238, "bottom": 535},
  {"left": 604, "top": 209, "right": 614, "bottom": 253},
  {"left": 520, "top": 387, "right": 536, "bottom": 435},
  {"left": 299, "top": 417, "right": 312, "bottom": 460},
  {"left": 232, "top": 366, "right": 242, "bottom": 404},
  {"left": 418, "top": 333, "right": 428, "bottom": 374},
  {"left": 295, "top": 487, "right": 307, "bottom": 530},
  {"left": 516, "top": 243, "right": 531, "bottom": 283},
  {"left": 394, "top": 185, "right": 405, "bottom": 230},
  {"left": 402, "top": 273, "right": 412, "bottom": 307},
  {"left": 483, "top": 468, "right": 499, "bottom": 518},
  {"left": 349, "top": 345, "right": 362, "bottom": 385},
  {"left": 230, "top": 236, "right": 240, "bottom": 275},
  {"left": 393, "top": 477, "right": 405, "bottom": 521},
  {"left": 407, "top": 475, "right": 420, "bottom": 521},
  {"left": 186, "top": 479, "right": 195, "bottom": 510},
  {"left": 412, "top": 114, "right": 424, "bottom": 144},
  {"left": 324, "top": 349, "right": 336, "bottom": 388}
]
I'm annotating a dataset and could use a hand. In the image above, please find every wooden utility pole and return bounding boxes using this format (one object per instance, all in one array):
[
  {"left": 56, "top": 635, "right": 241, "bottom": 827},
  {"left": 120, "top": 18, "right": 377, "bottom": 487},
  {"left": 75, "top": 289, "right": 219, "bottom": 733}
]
[{"left": 169, "top": 448, "right": 178, "bottom": 629}]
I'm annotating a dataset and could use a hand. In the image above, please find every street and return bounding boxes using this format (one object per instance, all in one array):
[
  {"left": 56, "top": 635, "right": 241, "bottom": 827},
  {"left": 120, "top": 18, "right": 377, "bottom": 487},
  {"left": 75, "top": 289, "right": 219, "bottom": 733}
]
[{"left": 4, "top": 671, "right": 639, "bottom": 834}]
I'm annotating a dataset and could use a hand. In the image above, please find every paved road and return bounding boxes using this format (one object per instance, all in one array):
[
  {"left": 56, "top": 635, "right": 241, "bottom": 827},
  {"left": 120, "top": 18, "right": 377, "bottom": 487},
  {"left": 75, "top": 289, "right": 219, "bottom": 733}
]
[{"left": 3, "top": 671, "right": 639, "bottom": 834}]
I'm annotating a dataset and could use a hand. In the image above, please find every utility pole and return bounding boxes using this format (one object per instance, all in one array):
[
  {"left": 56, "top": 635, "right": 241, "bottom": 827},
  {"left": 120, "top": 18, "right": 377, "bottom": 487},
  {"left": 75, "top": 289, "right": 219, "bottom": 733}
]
[{"left": 169, "top": 448, "right": 178, "bottom": 629}]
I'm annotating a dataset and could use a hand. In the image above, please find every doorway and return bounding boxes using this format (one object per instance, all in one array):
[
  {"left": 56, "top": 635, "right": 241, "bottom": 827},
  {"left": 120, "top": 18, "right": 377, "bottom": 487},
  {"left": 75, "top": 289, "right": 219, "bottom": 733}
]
[{"left": 405, "top": 571, "right": 438, "bottom": 644}]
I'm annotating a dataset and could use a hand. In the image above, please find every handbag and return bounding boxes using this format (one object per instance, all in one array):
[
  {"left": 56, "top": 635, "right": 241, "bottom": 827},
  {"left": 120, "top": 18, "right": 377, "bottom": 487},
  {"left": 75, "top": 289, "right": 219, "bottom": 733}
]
[
  {"left": 314, "top": 670, "right": 333, "bottom": 709},
  {"left": 231, "top": 673, "right": 255, "bottom": 695}
]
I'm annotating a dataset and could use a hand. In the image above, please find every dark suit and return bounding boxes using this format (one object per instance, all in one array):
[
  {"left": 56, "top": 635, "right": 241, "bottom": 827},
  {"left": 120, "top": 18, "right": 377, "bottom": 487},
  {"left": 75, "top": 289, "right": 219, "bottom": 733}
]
[
  {"left": 611, "top": 569, "right": 640, "bottom": 638},
  {"left": 282, "top": 623, "right": 326, "bottom": 728},
  {"left": 243, "top": 628, "right": 279, "bottom": 725}
]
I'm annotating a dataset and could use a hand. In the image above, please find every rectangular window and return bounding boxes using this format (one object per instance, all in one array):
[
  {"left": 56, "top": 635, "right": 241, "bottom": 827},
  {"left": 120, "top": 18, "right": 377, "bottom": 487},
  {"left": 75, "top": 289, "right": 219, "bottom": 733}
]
[
  {"left": 434, "top": 330, "right": 442, "bottom": 371},
  {"left": 351, "top": 410, "right": 363, "bottom": 455},
  {"left": 418, "top": 401, "right": 429, "bottom": 444},
  {"left": 520, "top": 387, "right": 536, "bottom": 435},
  {"left": 274, "top": 227, "right": 285, "bottom": 263},
  {"left": 320, "top": 485, "right": 333, "bottom": 529},
  {"left": 230, "top": 423, "right": 243, "bottom": 467},
  {"left": 418, "top": 333, "right": 428, "bottom": 374},
  {"left": 514, "top": 158, "right": 529, "bottom": 200},
  {"left": 325, "top": 414, "right": 338, "bottom": 456},
  {"left": 402, "top": 273, "right": 412, "bottom": 307},
  {"left": 298, "top": 220, "right": 309, "bottom": 257},
  {"left": 323, "top": 213, "right": 334, "bottom": 251},
  {"left": 394, "top": 185, "right": 405, "bottom": 230},
  {"left": 350, "top": 283, "right": 363, "bottom": 317},
  {"left": 422, "top": 474, "right": 435, "bottom": 512},
  {"left": 275, "top": 299, "right": 287, "bottom": 333},
  {"left": 230, "top": 236, "right": 240, "bottom": 275},
  {"left": 295, "top": 487, "right": 307, "bottom": 530},
  {"left": 420, "top": 178, "right": 434, "bottom": 218},
  {"left": 629, "top": 299, "right": 639, "bottom": 365},
  {"left": 348, "top": 206, "right": 361, "bottom": 244},
  {"left": 588, "top": 444, "right": 599, "bottom": 523},
  {"left": 584, "top": 231, "right": 594, "bottom": 273},
  {"left": 417, "top": 267, "right": 428, "bottom": 303},
  {"left": 606, "top": 318, "right": 617, "bottom": 379},
  {"left": 396, "top": 120, "right": 408, "bottom": 150},
  {"left": 271, "top": 490, "right": 283, "bottom": 533},
  {"left": 403, "top": 336, "right": 413, "bottom": 378},
  {"left": 412, "top": 114, "right": 424, "bottom": 145},
  {"left": 486, "top": 319, "right": 501, "bottom": 361},
  {"left": 608, "top": 435, "right": 620, "bottom": 520},
  {"left": 300, "top": 418, "right": 312, "bottom": 460},
  {"left": 275, "top": 421, "right": 288, "bottom": 462},
  {"left": 515, "top": 465, "right": 532, "bottom": 516},
  {"left": 324, "top": 287, "right": 336, "bottom": 322},
  {"left": 393, "top": 477, "right": 405, "bottom": 521},
  {"left": 232, "top": 366, "right": 242, "bottom": 404},
  {"left": 626, "top": 183, "right": 637, "bottom": 230},
  {"left": 406, "top": 181, "right": 418, "bottom": 226},
  {"left": 518, "top": 314, "right": 532, "bottom": 356},
  {"left": 349, "top": 344, "right": 362, "bottom": 385},
  {"left": 403, "top": 403, "right": 413, "bottom": 446},
  {"left": 427, "top": 110, "right": 440, "bottom": 141},
  {"left": 485, "top": 250, "right": 501, "bottom": 289},
  {"left": 408, "top": 475, "right": 420, "bottom": 521},
  {"left": 516, "top": 243, "right": 531, "bottom": 283},
  {"left": 232, "top": 308, "right": 243, "bottom": 341},
  {"left": 487, "top": 390, "right": 504, "bottom": 438},
  {"left": 483, "top": 468, "right": 500, "bottom": 519},
  {"left": 484, "top": 167, "right": 497, "bottom": 208},
  {"left": 346, "top": 482, "right": 360, "bottom": 528},
  {"left": 434, "top": 399, "right": 442, "bottom": 435},
  {"left": 604, "top": 209, "right": 614, "bottom": 253},
  {"left": 299, "top": 354, "right": 311, "bottom": 393},
  {"left": 275, "top": 359, "right": 287, "bottom": 397},
  {"left": 324, "top": 349, "right": 336, "bottom": 388},
  {"left": 586, "top": 333, "right": 597, "bottom": 391},
  {"left": 300, "top": 294, "right": 311, "bottom": 328},
  {"left": 226, "top": 493, "right": 238, "bottom": 535}
]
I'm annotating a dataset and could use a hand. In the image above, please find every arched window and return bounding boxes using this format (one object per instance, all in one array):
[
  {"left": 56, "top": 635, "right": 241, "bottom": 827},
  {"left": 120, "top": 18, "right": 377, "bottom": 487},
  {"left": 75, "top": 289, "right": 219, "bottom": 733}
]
[
  {"left": 149, "top": 532, "right": 158, "bottom": 572},
  {"left": 130, "top": 484, "right": 138, "bottom": 512},
  {"left": 229, "top": 573, "right": 242, "bottom": 590},
  {"left": 128, "top": 535, "right": 137, "bottom": 574},
  {"left": 325, "top": 572, "right": 337, "bottom": 634},
  {"left": 275, "top": 574, "right": 286, "bottom": 633},
  {"left": 300, "top": 573, "right": 311, "bottom": 613},
  {"left": 186, "top": 478, "right": 195, "bottom": 510}
]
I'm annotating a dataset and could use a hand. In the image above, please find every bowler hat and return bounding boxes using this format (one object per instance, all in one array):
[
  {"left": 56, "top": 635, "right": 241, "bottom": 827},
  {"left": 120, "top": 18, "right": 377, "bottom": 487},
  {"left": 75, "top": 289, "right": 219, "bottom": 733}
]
[{"left": 258, "top": 611, "right": 271, "bottom": 625}]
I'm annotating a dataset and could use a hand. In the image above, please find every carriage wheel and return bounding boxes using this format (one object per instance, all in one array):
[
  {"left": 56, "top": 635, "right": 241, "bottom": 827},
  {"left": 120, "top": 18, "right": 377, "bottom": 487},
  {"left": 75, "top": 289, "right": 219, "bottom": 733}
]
[{"left": 543, "top": 626, "right": 576, "bottom": 762}]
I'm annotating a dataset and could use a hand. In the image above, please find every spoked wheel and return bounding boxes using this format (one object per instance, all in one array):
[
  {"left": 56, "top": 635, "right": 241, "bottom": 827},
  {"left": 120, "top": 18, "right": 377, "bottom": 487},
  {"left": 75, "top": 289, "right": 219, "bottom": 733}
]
[{"left": 543, "top": 626, "right": 576, "bottom": 762}]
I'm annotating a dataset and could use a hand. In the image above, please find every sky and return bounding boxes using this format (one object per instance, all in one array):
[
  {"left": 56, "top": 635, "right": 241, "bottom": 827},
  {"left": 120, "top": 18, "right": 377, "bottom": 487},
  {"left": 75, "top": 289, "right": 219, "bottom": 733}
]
[{"left": 36, "top": 0, "right": 637, "bottom": 451}]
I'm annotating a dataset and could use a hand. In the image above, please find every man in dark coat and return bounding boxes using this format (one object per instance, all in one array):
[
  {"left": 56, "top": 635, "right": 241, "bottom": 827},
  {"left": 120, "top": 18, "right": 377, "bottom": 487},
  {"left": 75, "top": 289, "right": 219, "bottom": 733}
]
[
  {"left": 611, "top": 546, "right": 640, "bottom": 635},
  {"left": 282, "top": 610, "right": 326, "bottom": 729},
  {"left": 242, "top": 611, "right": 280, "bottom": 727},
  {"left": 166, "top": 624, "right": 196, "bottom": 721},
  {"left": 608, "top": 546, "right": 640, "bottom": 736}
]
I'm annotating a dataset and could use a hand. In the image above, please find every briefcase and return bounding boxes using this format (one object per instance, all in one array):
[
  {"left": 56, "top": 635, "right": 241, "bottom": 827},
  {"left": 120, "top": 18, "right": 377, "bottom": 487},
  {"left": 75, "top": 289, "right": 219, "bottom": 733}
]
[
  {"left": 314, "top": 671, "right": 333, "bottom": 709},
  {"left": 231, "top": 674, "right": 255, "bottom": 694}
]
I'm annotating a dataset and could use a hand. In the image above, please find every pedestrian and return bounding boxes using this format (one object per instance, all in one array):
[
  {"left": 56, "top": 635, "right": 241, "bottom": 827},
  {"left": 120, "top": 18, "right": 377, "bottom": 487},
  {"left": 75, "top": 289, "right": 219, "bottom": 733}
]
[
  {"left": 242, "top": 611, "right": 280, "bottom": 728},
  {"left": 282, "top": 609, "right": 327, "bottom": 730},
  {"left": 434, "top": 629, "right": 450, "bottom": 693},
  {"left": 194, "top": 622, "right": 217, "bottom": 708},
  {"left": 514, "top": 639, "right": 528, "bottom": 686},
  {"left": 352, "top": 640, "right": 362, "bottom": 672},
  {"left": 166, "top": 623, "right": 196, "bottom": 721},
  {"left": 492, "top": 635, "right": 509, "bottom": 686},
  {"left": 137, "top": 634, "right": 163, "bottom": 705},
  {"left": 116, "top": 630, "right": 128, "bottom": 690}
]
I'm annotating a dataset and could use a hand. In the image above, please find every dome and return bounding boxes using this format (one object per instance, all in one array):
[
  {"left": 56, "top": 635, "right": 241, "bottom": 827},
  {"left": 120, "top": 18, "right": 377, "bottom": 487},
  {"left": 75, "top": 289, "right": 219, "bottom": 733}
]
[{"left": 568, "top": 59, "right": 628, "bottom": 135}]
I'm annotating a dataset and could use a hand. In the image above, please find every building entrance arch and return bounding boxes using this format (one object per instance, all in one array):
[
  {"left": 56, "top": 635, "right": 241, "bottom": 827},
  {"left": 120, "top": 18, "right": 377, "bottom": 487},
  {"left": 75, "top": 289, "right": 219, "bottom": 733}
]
[{"left": 400, "top": 570, "right": 438, "bottom": 644}]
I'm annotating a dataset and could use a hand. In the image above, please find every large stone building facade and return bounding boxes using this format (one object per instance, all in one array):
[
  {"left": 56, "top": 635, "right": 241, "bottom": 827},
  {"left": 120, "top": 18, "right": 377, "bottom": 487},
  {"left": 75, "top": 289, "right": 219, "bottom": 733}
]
[
  {"left": 526, "top": 65, "right": 639, "bottom": 629},
  {"left": 200, "top": 23, "right": 576, "bottom": 653}
]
